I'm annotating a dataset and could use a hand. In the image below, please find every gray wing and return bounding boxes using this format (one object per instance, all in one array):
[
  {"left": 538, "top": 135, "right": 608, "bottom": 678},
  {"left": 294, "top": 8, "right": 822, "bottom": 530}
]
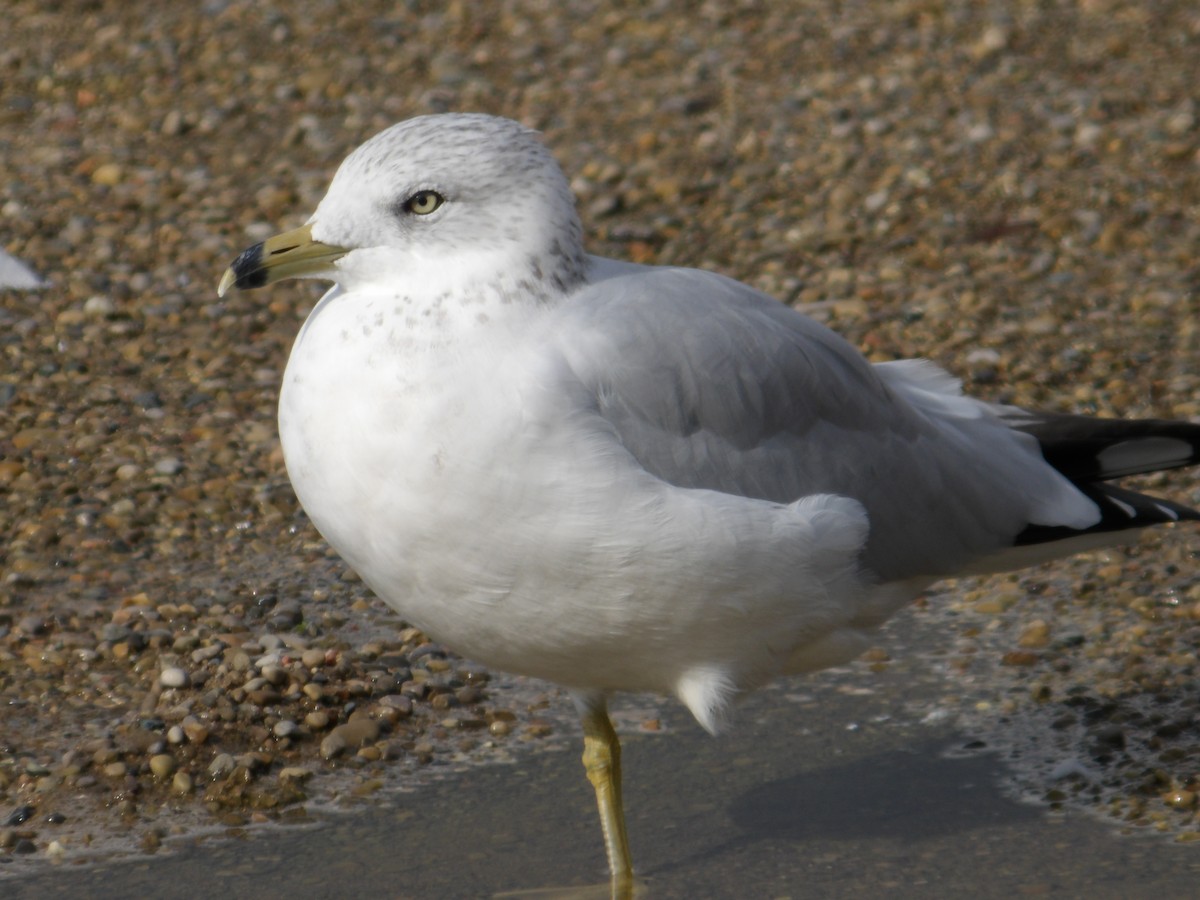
[{"left": 551, "top": 263, "right": 1096, "bottom": 582}]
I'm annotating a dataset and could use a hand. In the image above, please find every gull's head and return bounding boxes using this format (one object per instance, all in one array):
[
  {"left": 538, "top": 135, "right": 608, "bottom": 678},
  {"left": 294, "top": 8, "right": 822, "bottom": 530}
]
[{"left": 218, "top": 113, "right": 587, "bottom": 301}]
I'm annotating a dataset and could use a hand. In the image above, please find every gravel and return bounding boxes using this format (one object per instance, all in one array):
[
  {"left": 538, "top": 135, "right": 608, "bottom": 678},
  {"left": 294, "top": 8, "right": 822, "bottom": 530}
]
[{"left": 2, "top": 0, "right": 1198, "bottom": 873}]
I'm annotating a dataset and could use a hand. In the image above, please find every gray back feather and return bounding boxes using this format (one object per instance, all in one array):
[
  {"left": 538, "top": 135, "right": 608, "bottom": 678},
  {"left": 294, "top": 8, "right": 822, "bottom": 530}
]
[{"left": 551, "top": 265, "right": 1088, "bottom": 581}]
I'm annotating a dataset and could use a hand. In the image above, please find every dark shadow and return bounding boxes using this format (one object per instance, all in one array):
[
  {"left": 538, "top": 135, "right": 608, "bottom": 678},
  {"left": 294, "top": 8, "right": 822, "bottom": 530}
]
[
  {"left": 640, "top": 738, "right": 1044, "bottom": 881},
  {"left": 727, "top": 740, "right": 1038, "bottom": 841}
]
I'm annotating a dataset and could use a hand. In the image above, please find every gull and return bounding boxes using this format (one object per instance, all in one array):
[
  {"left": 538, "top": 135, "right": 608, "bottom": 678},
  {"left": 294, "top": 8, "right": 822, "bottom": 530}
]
[{"left": 219, "top": 113, "right": 1199, "bottom": 892}]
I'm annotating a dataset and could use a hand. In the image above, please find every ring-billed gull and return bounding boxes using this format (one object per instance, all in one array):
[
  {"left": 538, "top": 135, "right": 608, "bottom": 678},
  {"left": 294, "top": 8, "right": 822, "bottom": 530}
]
[{"left": 219, "top": 113, "right": 1199, "bottom": 891}]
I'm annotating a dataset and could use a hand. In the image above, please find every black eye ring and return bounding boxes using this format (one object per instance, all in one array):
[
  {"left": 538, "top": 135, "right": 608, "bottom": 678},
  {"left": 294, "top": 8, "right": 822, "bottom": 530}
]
[{"left": 403, "top": 190, "right": 445, "bottom": 216}]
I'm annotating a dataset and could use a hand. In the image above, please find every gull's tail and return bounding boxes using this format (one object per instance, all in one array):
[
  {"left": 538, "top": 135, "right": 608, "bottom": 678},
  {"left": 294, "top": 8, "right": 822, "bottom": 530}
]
[{"left": 1006, "top": 411, "right": 1200, "bottom": 547}]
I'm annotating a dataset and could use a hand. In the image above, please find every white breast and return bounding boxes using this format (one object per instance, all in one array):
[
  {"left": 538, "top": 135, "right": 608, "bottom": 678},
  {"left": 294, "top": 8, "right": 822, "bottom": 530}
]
[{"left": 276, "top": 284, "right": 882, "bottom": 721}]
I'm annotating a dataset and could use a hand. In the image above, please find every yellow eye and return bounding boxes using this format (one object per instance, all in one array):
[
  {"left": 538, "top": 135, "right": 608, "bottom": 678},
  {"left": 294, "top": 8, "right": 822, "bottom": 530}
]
[{"left": 404, "top": 190, "right": 444, "bottom": 215}]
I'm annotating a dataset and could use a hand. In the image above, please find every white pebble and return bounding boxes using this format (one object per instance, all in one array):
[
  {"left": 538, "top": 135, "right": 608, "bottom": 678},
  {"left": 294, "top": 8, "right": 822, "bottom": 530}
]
[
  {"left": 83, "top": 295, "right": 115, "bottom": 317},
  {"left": 154, "top": 457, "right": 182, "bottom": 476},
  {"left": 160, "top": 667, "right": 190, "bottom": 688}
]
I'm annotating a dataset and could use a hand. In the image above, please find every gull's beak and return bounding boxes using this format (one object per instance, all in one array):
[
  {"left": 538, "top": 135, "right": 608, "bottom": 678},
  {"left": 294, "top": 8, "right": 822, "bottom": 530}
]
[{"left": 217, "top": 223, "right": 348, "bottom": 297}]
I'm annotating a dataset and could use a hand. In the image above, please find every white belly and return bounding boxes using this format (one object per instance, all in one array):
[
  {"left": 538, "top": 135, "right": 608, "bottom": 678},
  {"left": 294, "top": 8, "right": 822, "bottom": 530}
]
[{"left": 276, "top": 287, "right": 889, "bottom": 721}]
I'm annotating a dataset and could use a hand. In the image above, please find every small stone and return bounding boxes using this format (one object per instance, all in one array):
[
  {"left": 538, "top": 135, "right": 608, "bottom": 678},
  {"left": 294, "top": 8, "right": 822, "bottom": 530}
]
[
  {"left": 83, "top": 294, "right": 115, "bottom": 317},
  {"left": 488, "top": 720, "right": 511, "bottom": 737},
  {"left": 273, "top": 719, "right": 298, "bottom": 739},
  {"left": 5, "top": 805, "right": 34, "bottom": 826},
  {"left": 278, "top": 766, "right": 313, "bottom": 783},
  {"left": 342, "top": 716, "right": 380, "bottom": 742},
  {"left": 1017, "top": 619, "right": 1052, "bottom": 649},
  {"left": 104, "top": 761, "right": 128, "bottom": 778},
  {"left": 378, "top": 694, "right": 413, "bottom": 717},
  {"left": 153, "top": 457, "right": 182, "bottom": 476},
  {"left": 301, "top": 648, "right": 327, "bottom": 668},
  {"left": 302, "top": 683, "right": 325, "bottom": 702},
  {"left": 454, "top": 685, "right": 483, "bottom": 705},
  {"left": 91, "top": 162, "right": 123, "bottom": 186},
  {"left": 171, "top": 771, "right": 193, "bottom": 795},
  {"left": 161, "top": 109, "right": 183, "bottom": 135},
  {"left": 181, "top": 717, "right": 209, "bottom": 744},
  {"left": 1164, "top": 790, "right": 1197, "bottom": 809},
  {"left": 304, "top": 710, "right": 331, "bottom": 731},
  {"left": 319, "top": 732, "right": 348, "bottom": 760},
  {"left": 160, "top": 667, "right": 190, "bottom": 689},
  {"left": 208, "top": 753, "right": 235, "bottom": 778},
  {"left": 319, "top": 716, "right": 380, "bottom": 760},
  {"left": 149, "top": 754, "right": 176, "bottom": 778},
  {"left": 191, "top": 643, "right": 225, "bottom": 664}
]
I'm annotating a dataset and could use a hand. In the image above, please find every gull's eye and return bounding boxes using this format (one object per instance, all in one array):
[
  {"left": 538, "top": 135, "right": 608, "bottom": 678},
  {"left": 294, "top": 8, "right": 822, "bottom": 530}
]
[{"left": 402, "top": 190, "right": 445, "bottom": 216}]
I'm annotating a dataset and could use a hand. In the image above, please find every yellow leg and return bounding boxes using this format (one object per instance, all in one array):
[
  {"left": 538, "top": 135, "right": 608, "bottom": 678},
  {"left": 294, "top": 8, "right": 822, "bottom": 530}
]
[{"left": 579, "top": 698, "right": 635, "bottom": 893}]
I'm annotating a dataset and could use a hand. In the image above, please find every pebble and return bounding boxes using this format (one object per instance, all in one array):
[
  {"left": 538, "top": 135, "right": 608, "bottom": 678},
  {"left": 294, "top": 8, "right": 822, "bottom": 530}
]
[
  {"left": 378, "top": 694, "right": 413, "bottom": 717},
  {"left": 191, "top": 644, "right": 225, "bottom": 663},
  {"left": 149, "top": 755, "right": 177, "bottom": 778},
  {"left": 154, "top": 457, "right": 182, "bottom": 476},
  {"left": 208, "top": 754, "right": 236, "bottom": 778},
  {"left": 304, "top": 710, "right": 332, "bottom": 731},
  {"left": 5, "top": 805, "right": 34, "bottom": 827},
  {"left": 83, "top": 295, "right": 115, "bottom": 317},
  {"left": 1164, "top": 791, "right": 1197, "bottom": 810},
  {"left": 319, "top": 732, "right": 347, "bottom": 761},
  {"left": 1017, "top": 620, "right": 1052, "bottom": 649},
  {"left": 301, "top": 648, "right": 328, "bottom": 669},
  {"left": 319, "top": 718, "right": 381, "bottom": 760},
  {"left": 302, "top": 683, "right": 325, "bottom": 702},
  {"left": 159, "top": 667, "right": 190, "bottom": 689},
  {"left": 181, "top": 717, "right": 210, "bottom": 745}
]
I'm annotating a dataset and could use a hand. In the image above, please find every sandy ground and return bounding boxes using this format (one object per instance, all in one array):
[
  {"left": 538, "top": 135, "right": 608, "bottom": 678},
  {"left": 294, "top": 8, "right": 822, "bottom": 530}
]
[{"left": 2, "top": 0, "right": 1198, "bottom": 891}]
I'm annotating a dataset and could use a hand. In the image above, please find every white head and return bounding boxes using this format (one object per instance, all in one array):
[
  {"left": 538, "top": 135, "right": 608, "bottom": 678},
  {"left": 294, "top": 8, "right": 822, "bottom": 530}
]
[{"left": 219, "top": 114, "right": 588, "bottom": 304}]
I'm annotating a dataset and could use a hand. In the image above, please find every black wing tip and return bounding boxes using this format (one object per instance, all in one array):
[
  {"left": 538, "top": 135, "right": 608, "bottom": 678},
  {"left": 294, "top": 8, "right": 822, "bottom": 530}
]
[
  {"left": 1015, "top": 482, "right": 1200, "bottom": 547},
  {"left": 1011, "top": 411, "right": 1200, "bottom": 481}
]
